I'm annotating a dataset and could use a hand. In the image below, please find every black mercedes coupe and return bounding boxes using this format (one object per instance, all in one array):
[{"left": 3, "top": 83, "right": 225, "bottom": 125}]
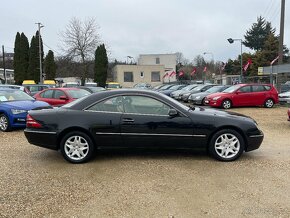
[{"left": 24, "top": 89, "right": 264, "bottom": 163}]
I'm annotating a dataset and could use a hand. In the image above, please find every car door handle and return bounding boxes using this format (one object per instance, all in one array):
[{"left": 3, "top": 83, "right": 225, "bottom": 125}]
[{"left": 122, "top": 118, "right": 134, "bottom": 123}]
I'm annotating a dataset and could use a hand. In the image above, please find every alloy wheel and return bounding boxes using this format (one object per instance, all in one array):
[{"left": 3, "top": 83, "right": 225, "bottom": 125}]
[
  {"left": 214, "top": 133, "right": 240, "bottom": 159},
  {"left": 0, "top": 115, "right": 9, "bottom": 131},
  {"left": 222, "top": 100, "right": 231, "bottom": 109},
  {"left": 64, "top": 135, "right": 89, "bottom": 161},
  {"left": 265, "top": 99, "right": 274, "bottom": 108}
]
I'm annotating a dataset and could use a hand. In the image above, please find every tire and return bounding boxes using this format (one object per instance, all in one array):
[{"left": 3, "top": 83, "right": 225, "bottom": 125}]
[
  {"left": 208, "top": 129, "right": 245, "bottom": 161},
  {"left": 60, "top": 131, "right": 95, "bottom": 164},
  {"left": 201, "top": 98, "right": 206, "bottom": 105},
  {"left": 0, "top": 114, "right": 11, "bottom": 132},
  {"left": 264, "top": 98, "right": 274, "bottom": 108},
  {"left": 221, "top": 99, "right": 232, "bottom": 109}
]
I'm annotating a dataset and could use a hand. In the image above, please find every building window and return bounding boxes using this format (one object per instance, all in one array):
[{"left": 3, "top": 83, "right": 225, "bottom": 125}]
[
  {"left": 156, "top": 57, "right": 160, "bottom": 64},
  {"left": 124, "top": 72, "right": 133, "bottom": 82},
  {"left": 140, "top": 72, "right": 144, "bottom": 78},
  {"left": 151, "top": 71, "right": 160, "bottom": 82}
]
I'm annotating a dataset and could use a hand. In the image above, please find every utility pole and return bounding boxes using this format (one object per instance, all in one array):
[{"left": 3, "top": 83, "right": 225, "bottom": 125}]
[
  {"left": 2, "top": 45, "right": 6, "bottom": 84},
  {"left": 278, "top": 0, "right": 285, "bottom": 65},
  {"left": 35, "top": 22, "right": 44, "bottom": 83}
]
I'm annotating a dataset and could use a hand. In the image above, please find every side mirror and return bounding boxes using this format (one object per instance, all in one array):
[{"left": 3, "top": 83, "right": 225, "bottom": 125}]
[
  {"left": 235, "top": 90, "right": 241, "bottom": 94},
  {"left": 59, "top": 95, "right": 68, "bottom": 100},
  {"left": 168, "top": 108, "right": 178, "bottom": 117}
]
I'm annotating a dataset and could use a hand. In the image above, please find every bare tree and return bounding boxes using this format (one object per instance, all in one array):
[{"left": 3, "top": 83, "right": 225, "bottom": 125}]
[{"left": 60, "top": 17, "right": 100, "bottom": 84}]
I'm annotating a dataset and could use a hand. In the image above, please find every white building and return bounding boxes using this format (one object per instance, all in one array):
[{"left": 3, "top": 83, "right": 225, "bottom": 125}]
[{"left": 0, "top": 68, "right": 14, "bottom": 84}]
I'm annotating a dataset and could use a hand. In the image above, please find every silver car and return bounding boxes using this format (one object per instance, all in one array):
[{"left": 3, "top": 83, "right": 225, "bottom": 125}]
[{"left": 278, "top": 91, "right": 290, "bottom": 104}]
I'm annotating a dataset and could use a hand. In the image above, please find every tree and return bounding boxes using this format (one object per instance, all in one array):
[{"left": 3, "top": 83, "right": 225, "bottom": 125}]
[
  {"left": 60, "top": 17, "right": 100, "bottom": 85},
  {"left": 19, "top": 33, "right": 29, "bottom": 81},
  {"left": 13, "top": 32, "right": 22, "bottom": 84},
  {"left": 44, "top": 50, "right": 56, "bottom": 80},
  {"left": 94, "top": 44, "right": 108, "bottom": 87},
  {"left": 243, "top": 16, "right": 275, "bottom": 51}
]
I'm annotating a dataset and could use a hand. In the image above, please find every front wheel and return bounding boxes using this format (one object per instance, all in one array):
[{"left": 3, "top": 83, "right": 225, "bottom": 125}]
[
  {"left": 208, "top": 129, "right": 245, "bottom": 161},
  {"left": 221, "top": 99, "right": 232, "bottom": 109},
  {"left": 264, "top": 99, "right": 274, "bottom": 108},
  {"left": 0, "top": 114, "right": 11, "bottom": 132},
  {"left": 60, "top": 131, "right": 95, "bottom": 164}
]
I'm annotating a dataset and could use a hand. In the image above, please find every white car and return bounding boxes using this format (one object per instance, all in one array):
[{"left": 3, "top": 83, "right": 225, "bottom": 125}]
[{"left": 278, "top": 91, "right": 290, "bottom": 104}]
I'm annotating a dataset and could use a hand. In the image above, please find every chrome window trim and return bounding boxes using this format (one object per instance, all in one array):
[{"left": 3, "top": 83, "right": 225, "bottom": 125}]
[
  {"left": 24, "top": 130, "right": 57, "bottom": 134},
  {"left": 83, "top": 93, "right": 189, "bottom": 118},
  {"left": 95, "top": 132, "right": 206, "bottom": 137},
  {"left": 84, "top": 110, "right": 122, "bottom": 114}
]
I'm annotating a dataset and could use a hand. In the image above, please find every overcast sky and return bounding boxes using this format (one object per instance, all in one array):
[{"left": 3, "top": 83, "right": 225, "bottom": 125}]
[{"left": 1, "top": 0, "right": 289, "bottom": 63}]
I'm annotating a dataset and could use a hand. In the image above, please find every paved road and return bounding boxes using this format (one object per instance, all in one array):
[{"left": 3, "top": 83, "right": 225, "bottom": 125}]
[{"left": 0, "top": 107, "right": 289, "bottom": 217}]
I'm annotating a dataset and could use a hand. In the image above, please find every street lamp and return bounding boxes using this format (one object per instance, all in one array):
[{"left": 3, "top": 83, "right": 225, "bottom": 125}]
[
  {"left": 36, "top": 22, "right": 44, "bottom": 84},
  {"left": 227, "top": 38, "right": 243, "bottom": 83},
  {"left": 203, "top": 52, "right": 215, "bottom": 83}
]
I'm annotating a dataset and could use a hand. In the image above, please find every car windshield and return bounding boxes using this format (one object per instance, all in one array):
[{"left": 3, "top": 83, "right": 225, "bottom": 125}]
[
  {"left": 159, "top": 85, "right": 172, "bottom": 90},
  {"left": 66, "top": 89, "right": 90, "bottom": 99},
  {"left": 169, "top": 85, "right": 183, "bottom": 90},
  {"left": 0, "top": 90, "right": 34, "bottom": 102},
  {"left": 206, "top": 86, "right": 224, "bottom": 93},
  {"left": 222, "top": 85, "right": 241, "bottom": 93},
  {"left": 191, "top": 85, "right": 204, "bottom": 92},
  {"left": 107, "top": 84, "right": 120, "bottom": 88}
]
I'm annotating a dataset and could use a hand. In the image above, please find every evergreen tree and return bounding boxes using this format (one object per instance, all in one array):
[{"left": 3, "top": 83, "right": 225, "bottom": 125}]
[
  {"left": 13, "top": 32, "right": 22, "bottom": 84},
  {"left": 243, "top": 16, "right": 275, "bottom": 51},
  {"left": 44, "top": 50, "right": 56, "bottom": 80},
  {"left": 19, "top": 33, "right": 29, "bottom": 82},
  {"left": 94, "top": 44, "right": 108, "bottom": 87}
]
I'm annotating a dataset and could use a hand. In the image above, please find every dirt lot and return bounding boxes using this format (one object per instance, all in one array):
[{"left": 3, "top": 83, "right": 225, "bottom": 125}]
[{"left": 0, "top": 106, "right": 290, "bottom": 218}]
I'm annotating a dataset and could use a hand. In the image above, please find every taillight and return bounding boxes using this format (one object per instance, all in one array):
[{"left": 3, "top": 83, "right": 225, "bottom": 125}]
[{"left": 26, "top": 114, "right": 42, "bottom": 128}]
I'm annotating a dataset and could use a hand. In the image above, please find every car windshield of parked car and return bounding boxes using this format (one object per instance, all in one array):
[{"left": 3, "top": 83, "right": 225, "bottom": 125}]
[
  {"left": 191, "top": 85, "right": 204, "bottom": 92},
  {"left": 222, "top": 85, "right": 240, "bottom": 93},
  {"left": 159, "top": 85, "right": 172, "bottom": 90},
  {"left": 88, "top": 87, "right": 106, "bottom": 92},
  {"left": 206, "top": 86, "right": 224, "bottom": 93},
  {"left": 0, "top": 90, "right": 34, "bottom": 102},
  {"left": 66, "top": 89, "right": 90, "bottom": 99},
  {"left": 169, "top": 85, "right": 184, "bottom": 91}
]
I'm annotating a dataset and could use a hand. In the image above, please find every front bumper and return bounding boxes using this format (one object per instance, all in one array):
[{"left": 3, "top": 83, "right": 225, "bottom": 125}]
[{"left": 245, "top": 130, "right": 264, "bottom": 152}]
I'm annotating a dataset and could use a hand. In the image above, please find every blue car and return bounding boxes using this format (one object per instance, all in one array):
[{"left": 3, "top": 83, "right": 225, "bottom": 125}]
[{"left": 0, "top": 89, "right": 51, "bottom": 131}]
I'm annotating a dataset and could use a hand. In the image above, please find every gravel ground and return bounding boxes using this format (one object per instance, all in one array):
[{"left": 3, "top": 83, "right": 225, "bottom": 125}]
[{"left": 0, "top": 106, "right": 290, "bottom": 218}]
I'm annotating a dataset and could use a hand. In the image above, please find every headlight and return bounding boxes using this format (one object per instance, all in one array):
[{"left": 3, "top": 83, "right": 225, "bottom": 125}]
[
  {"left": 213, "top": 96, "right": 221, "bottom": 101},
  {"left": 11, "top": 109, "right": 27, "bottom": 114},
  {"left": 195, "top": 96, "right": 201, "bottom": 99}
]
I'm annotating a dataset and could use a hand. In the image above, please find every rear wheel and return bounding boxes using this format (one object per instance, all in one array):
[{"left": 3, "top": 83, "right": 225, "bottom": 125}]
[
  {"left": 60, "top": 131, "right": 95, "bottom": 163},
  {"left": 0, "top": 114, "right": 11, "bottom": 132},
  {"left": 264, "top": 98, "right": 274, "bottom": 108},
  {"left": 209, "top": 129, "right": 244, "bottom": 161},
  {"left": 221, "top": 99, "right": 232, "bottom": 109}
]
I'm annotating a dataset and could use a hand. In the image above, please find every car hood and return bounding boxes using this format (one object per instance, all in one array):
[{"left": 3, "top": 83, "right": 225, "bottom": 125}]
[
  {"left": 191, "top": 106, "right": 254, "bottom": 121},
  {"left": 1, "top": 100, "right": 50, "bottom": 110}
]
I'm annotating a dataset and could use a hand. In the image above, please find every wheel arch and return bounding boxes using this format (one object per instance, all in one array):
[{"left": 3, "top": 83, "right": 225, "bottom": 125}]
[
  {"left": 57, "top": 127, "right": 96, "bottom": 150},
  {"left": 206, "top": 125, "right": 248, "bottom": 151},
  {"left": 221, "top": 98, "right": 233, "bottom": 108}
]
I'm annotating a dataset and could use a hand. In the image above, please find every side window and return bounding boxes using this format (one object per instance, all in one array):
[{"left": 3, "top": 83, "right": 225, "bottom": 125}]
[
  {"left": 252, "top": 85, "right": 265, "bottom": 92},
  {"left": 123, "top": 95, "right": 170, "bottom": 115},
  {"left": 40, "top": 90, "right": 53, "bottom": 98},
  {"left": 87, "top": 96, "right": 123, "bottom": 113},
  {"left": 264, "top": 85, "right": 271, "bottom": 91},
  {"left": 239, "top": 86, "right": 251, "bottom": 93},
  {"left": 54, "top": 90, "right": 66, "bottom": 99}
]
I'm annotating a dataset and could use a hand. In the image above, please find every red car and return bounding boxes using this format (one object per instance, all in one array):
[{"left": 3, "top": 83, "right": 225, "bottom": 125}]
[
  {"left": 34, "top": 88, "right": 90, "bottom": 106},
  {"left": 204, "top": 84, "right": 279, "bottom": 109}
]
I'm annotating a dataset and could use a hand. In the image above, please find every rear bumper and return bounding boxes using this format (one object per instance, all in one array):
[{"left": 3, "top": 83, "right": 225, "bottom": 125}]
[{"left": 24, "top": 129, "right": 58, "bottom": 150}]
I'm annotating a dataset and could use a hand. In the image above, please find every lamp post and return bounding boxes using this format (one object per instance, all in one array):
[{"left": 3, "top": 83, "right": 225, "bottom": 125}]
[
  {"left": 227, "top": 38, "right": 243, "bottom": 83},
  {"left": 36, "top": 22, "right": 44, "bottom": 84},
  {"left": 203, "top": 52, "right": 215, "bottom": 83}
]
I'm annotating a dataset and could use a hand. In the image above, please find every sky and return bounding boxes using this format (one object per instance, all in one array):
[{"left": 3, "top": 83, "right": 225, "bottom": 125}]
[{"left": 1, "top": 0, "right": 289, "bottom": 63}]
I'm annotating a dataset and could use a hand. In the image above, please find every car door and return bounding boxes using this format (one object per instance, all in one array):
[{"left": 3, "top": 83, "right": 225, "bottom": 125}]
[
  {"left": 38, "top": 89, "right": 55, "bottom": 105},
  {"left": 53, "top": 90, "right": 69, "bottom": 106},
  {"left": 252, "top": 85, "right": 267, "bottom": 105},
  {"left": 120, "top": 95, "right": 194, "bottom": 148},
  {"left": 84, "top": 96, "right": 123, "bottom": 147},
  {"left": 233, "top": 85, "right": 252, "bottom": 106}
]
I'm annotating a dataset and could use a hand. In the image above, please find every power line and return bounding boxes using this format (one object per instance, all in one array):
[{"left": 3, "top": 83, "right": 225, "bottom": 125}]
[{"left": 43, "top": 42, "right": 62, "bottom": 56}]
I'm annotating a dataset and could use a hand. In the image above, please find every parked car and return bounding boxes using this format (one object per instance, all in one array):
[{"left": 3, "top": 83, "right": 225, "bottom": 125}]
[
  {"left": 204, "top": 84, "right": 279, "bottom": 109},
  {"left": 85, "top": 82, "right": 97, "bottom": 87},
  {"left": 0, "top": 88, "right": 51, "bottom": 132},
  {"left": 157, "top": 84, "right": 176, "bottom": 91},
  {"left": 33, "top": 88, "right": 90, "bottom": 106},
  {"left": 0, "top": 84, "right": 30, "bottom": 95},
  {"left": 278, "top": 91, "right": 290, "bottom": 104},
  {"left": 62, "top": 82, "right": 80, "bottom": 88},
  {"left": 280, "top": 82, "right": 290, "bottom": 93},
  {"left": 133, "top": 83, "right": 152, "bottom": 89},
  {"left": 188, "top": 85, "right": 231, "bottom": 105},
  {"left": 22, "top": 84, "right": 52, "bottom": 96},
  {"left": 170, "top": 84, "right": 198, "bottom": 100},
  {"left": 152, "top": 84, "right": 166, "bottom": 90},
  {"left": 181, "top": 84, "right": 217, "bottom": 102},
  {"left": 24, "top": 89, "right": 264, "bottom": 163},
  {"left": 106, "top": 82, "right": 121, "bottom": 90},
  {"left": 159, "top": 84, "right": 187, "bottom": 96},
  {"left": 78, "top": 86, "right": 106, "bottom": 93}
]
